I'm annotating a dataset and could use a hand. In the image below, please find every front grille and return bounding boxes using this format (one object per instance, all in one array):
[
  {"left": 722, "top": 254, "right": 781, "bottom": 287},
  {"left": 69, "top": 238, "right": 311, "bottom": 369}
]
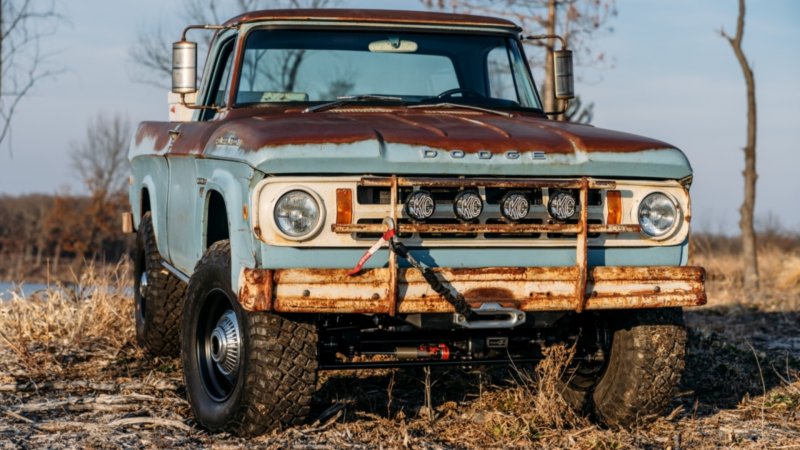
[{"left": 350, "top": 177, "right": 609, "bottom": 241}]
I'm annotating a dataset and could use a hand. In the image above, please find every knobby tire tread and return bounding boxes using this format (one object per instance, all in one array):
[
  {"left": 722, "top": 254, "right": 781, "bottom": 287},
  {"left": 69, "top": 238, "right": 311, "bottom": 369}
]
[{"left": 136, "top": 212, "right": 186, "bottom": 356}]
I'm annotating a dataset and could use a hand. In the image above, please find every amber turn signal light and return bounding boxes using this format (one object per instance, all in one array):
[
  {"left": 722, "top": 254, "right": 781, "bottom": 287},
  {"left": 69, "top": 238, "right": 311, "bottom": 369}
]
[
  {"left": 336, "top": 189, "right": 353, "bottom": 224},
  {"left": 606, "top": 190, "right": 622, "bottom": 225}
]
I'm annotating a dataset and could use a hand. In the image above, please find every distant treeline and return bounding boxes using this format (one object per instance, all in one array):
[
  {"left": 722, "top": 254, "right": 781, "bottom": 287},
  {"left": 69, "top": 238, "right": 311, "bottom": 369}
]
[{"left": 0, "top": 193, "right": 132, "bottom": 278}]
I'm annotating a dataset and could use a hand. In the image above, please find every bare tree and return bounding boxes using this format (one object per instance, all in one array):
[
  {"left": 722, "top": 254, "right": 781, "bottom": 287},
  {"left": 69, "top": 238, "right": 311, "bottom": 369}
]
[
  {"left": 423, "top": 0, "right": 615, "bottom": 120},
  {"left": 69, "top": 114, "right": 132, "bottom": 201},
  {"left": 0, "top": 0, "right": 61, "bottom": 152},
  {"left": 720, "top": 0, "right": 758, "bottom": 290},
  {"left": 129, "top": 0, "right": 339, "bottom": 88}
]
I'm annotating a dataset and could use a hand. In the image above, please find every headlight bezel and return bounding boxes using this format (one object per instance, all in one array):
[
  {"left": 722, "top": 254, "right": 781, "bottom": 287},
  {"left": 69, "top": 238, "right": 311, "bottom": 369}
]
[
  {"left": 637, "top": 191, "right": 681, "bottom": 239},
  {"left": 271, "top": 187, "right": 326, "bottom": 241}
]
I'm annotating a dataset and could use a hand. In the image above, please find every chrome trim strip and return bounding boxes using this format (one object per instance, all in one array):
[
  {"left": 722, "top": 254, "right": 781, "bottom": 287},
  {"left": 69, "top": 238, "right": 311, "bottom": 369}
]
[{"left": 161, "top": 260, "right": 190, "bottom": 284}]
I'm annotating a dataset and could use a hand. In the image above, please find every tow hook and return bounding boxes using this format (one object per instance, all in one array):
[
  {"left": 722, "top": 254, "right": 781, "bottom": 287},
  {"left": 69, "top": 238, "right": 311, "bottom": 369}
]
[{"left": 453, "top": 303, "right": 526, "bottom": 329}]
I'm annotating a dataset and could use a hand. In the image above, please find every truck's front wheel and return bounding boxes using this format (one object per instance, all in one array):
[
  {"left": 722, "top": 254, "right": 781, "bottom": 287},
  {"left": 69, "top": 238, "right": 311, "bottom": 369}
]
[
  {"left": 563, "top": 308, "right": 687, "bottom": 427},
  {"left": 181, "top": 241, "right": 318, "bottom": 436}
]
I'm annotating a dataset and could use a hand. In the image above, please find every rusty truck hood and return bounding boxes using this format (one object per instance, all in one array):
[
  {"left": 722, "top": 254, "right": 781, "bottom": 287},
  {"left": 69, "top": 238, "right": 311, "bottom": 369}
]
[{"left": 133, "top": 109, "right": 692, "bottom": 179}]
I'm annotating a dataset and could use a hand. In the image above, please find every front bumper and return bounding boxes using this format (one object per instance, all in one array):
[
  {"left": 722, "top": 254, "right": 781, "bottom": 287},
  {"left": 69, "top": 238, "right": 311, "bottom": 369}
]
[
  {"left": 241, "top": 176, "right": 704, "bottom": 315},
  {"left": 239, "top": 265, "right": 706, "bottom": 314}
]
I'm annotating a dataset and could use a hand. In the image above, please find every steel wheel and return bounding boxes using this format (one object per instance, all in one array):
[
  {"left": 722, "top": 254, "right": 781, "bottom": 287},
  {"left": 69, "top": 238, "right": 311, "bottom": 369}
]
[{"left": 195, "top": 288, "right": 241, "bottom": 402}]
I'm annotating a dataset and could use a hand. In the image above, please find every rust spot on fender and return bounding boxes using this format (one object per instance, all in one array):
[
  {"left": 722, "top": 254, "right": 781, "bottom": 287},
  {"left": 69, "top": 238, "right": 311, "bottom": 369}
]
[
  {"left": 238, "top": 268, "right": 273, "bottom": 311},
  {"left": 135, "top": 122, "right": 173, "bottom": 150}
]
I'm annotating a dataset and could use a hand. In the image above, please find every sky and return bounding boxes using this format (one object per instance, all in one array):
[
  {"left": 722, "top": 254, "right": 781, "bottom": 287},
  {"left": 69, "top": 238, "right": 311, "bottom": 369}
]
[{"left": 0, "top": 0, "right": 797, "bottom": 235}]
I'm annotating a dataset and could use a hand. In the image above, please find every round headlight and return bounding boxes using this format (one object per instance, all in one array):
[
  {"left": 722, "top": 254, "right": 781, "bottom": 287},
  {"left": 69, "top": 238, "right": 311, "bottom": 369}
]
[
  {"left": 453, "top": 190, "right": 483, "bottom": 221},
  {"left": 638, "top": 192, "right": 678, "bottom": 237},
  {"left": 406, "top": 190, "right": 435, "bottom": 221},
  {"left": 500, "top": 191, "right": 530, "bottom": 221},
  {"left": 274, "top": 190, "right": 322, "bottom": 239},
  {"left": 548, "top": 190, "right": 577, "bottom": 221}
]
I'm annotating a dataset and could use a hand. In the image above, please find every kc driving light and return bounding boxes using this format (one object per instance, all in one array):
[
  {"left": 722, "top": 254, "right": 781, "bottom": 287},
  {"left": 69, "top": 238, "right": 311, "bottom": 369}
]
[
  {"left": 406, "top": 190, "right": 435, "bottom": 221},
  {"left": 453, "top": 190, "right": 483, "bottom": 221},
  {"left": 638, "top": 192, "right": 678, "bottom": 238},
  {"left": 500, "top": 192, "right": 530, "bottom": 221},
  {"left": 274, "top": 190, "right": 322, "bottom": 239},
  {"left": 548, "top": 190, "right": 576, "bottom": 221}
]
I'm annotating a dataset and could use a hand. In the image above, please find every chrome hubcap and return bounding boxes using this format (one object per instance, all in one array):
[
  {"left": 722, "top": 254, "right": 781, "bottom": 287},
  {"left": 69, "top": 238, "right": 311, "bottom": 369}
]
[
  {"left": 139, "top": 272, "right": 148, "bottom": 298},
  {"left": 208, "top": 310, "right": 240, "bottom": 376}
]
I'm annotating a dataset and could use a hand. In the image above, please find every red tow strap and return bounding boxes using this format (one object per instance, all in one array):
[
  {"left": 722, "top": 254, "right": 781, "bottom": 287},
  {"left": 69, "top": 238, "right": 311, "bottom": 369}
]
[{"left": 347, "top": 229, "right": 397, "bottom": 276}]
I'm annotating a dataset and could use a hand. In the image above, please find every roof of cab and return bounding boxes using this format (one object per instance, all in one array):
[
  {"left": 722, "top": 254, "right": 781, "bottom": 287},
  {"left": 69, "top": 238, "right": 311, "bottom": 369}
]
[{"left": 224, "top": 9, "right": 520, "bottom": 31}]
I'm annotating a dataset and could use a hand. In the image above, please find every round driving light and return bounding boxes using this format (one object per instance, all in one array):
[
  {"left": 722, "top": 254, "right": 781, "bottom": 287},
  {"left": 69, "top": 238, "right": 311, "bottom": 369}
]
[
  {"left": 638, "top": 192, "right": 678, "bottom": 238},
  {"left": 405, "top": 190, "right": 435, "bottom": 221},
  {"left": 274, "top": 190, "right": 322, "bottom": 238},
  {"left": 453, "top": 190, "right": 483, "bottom": 221},
  {"left": 500, "top": 191, "right": 530, "bottom": 221},
  {"left": 548, "top": 190, "right": 577, "bottom": 221}
]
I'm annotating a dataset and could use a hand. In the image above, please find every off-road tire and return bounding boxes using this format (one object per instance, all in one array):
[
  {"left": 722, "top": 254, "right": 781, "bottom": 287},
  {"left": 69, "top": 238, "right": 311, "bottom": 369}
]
[
  {"left": 563, "top": 308, "right": 687, "bottom": 427},
  {"left": 134, "top": 212, "right": 186, "bottom": 356},
  {"left": 182, "top": 240, "right": 318, "bottom": 436}
]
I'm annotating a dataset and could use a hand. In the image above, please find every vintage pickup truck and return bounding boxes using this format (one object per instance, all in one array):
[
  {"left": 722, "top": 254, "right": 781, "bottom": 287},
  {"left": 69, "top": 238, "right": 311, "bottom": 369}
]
[{"left": 127, "top": 9, "right": 705, "bottom": 435}]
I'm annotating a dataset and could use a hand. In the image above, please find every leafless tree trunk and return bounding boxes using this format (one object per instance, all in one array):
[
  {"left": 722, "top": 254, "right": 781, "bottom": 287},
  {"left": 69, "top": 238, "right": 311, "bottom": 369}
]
[
  {"left": 128, "top": 0, "right": 339, "bottom": 88},
  {"left": 69, "top": 114, "right": 132, "bottom": 202},
  {"left": 721, "top": 0, "right": 759, "bottom": 290},
  {"left": 542, "top": 0, "right": 556, "bottom": 113},
  {"left": 0, "top": 0, "right": 61, "bottom": 153}
]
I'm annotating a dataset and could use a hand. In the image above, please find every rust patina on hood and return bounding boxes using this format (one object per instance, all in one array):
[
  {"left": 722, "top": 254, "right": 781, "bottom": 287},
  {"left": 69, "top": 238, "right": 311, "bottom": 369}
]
[{"left": 133, "top": 108, "right": 692, "bottom": 179}]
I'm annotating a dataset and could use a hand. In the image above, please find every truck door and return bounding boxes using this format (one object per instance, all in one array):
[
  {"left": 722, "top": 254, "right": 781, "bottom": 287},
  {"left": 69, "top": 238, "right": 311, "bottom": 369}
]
[{"left": 165, "top": 34, "right": 237, "bottom": 274}]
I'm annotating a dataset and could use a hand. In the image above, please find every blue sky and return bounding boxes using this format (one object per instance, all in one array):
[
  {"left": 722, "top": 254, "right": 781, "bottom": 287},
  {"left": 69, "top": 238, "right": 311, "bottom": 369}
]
[{"left": 0, "top": 0, "right": 797, "bottom": 235}]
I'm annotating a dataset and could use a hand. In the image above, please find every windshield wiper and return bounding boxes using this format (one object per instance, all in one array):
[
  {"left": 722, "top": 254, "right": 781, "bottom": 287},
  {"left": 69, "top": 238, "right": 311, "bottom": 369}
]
[
  {"left": 408, "top": 102, "right": 514, "bottom": 118},
  {"left": 303, "top": 94, "right": 404, "bottom": 113}
]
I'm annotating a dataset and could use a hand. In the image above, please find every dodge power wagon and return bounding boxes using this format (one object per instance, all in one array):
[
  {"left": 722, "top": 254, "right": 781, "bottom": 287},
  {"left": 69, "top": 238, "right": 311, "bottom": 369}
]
[{"left": 127, "top": 9, "right": 706, "bottom": 435}]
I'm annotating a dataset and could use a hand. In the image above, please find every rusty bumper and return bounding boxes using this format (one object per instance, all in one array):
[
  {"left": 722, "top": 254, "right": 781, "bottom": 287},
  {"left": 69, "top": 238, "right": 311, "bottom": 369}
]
[
  {"left": 239, "top": 265, "right": 706, "bottom": 314},
  {"left": 240, "top": 176, "right": 704, "bottom": 315}
]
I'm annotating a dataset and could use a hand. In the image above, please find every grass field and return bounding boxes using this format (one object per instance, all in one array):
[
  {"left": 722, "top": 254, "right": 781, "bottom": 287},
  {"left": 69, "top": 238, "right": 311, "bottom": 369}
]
[{"left": 1, "top": 245, "right": 799, "bottom": 449}]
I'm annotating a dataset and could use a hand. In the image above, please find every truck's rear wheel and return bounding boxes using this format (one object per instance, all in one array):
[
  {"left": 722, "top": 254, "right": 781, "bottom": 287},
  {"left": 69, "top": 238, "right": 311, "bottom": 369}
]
[
  {"left": 134, "top": 212, "right": 186, "bottom": 356},
  {"left": 562, "top": 308, "right": 687, "bottom": 427},
  {"left": 181, "top": 241, "right": 318, "bottom": 436}
]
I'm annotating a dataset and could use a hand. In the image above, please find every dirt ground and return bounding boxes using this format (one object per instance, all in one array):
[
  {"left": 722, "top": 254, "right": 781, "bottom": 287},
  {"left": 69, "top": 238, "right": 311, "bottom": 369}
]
[{"left": 1, "top": 253, "right": 799, "bottom": 449}]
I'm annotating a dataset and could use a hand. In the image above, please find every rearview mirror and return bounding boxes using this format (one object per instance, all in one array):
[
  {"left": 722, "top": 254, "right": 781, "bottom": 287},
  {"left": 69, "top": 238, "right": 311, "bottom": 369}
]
[
  {"left": 368, "top": 38, "right": 418, "bottom": 53},
  {"left": 553, "top": 49, "right": 574, "bottom": 100},
  {"left": 172, "top": 40, "right": 197, "bottom": 94}
]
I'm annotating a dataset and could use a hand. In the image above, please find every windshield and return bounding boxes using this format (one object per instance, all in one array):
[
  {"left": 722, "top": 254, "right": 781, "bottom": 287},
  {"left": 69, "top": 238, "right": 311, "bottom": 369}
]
[{"left": 235, "top": 29, "right": 541, "bottom": 110}]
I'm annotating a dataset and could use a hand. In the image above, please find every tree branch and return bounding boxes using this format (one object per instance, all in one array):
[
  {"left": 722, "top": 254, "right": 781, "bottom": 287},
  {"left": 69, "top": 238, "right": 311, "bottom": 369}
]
[
  {"left": 1, "top": 0, "right": 63, "bottom": 153},
  {"left": 128, "top": 0, "right": 341, "bottom": 89}
]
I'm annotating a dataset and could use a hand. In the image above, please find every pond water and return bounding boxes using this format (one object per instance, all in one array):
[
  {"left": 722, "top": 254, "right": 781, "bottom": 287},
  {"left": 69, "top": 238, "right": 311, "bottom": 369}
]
[
  {"left": 0, "top": 281, "right": 51, "bottom": 300},
  {"left": 1, "top": 282, "right": 134, "bottom": 301}
]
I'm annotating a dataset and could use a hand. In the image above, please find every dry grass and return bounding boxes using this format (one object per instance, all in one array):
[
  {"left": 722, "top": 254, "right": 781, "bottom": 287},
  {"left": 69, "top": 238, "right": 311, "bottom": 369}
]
[
  {"left": 0, "top": 261, "right": 136, "bottom": 380},
  {"left": 776, "top": 255, "right": 800, "bottom": 290},
  {"left": 1, "top": 248, "right": 799, "bottom": 448},
  {"left": 691, "top": 240, "right": 800, "bottom": 311}
]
